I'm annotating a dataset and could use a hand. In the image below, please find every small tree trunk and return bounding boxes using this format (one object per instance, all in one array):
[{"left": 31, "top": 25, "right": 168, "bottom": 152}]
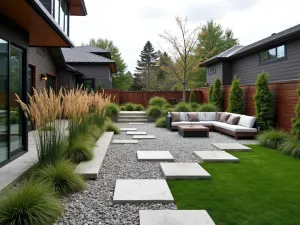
[{"left": 182, "top": 83, "right": 186, "bottom": 102}]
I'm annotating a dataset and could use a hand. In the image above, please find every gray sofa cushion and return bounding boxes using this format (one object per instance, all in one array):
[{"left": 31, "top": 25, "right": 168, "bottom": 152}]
[
  {"left": 205, "top": 112, "right": 216, "bottom": 121},
  {"left": 226, "top": 115, "right": 240, "bottom": 125},
  {"left": 187, "top": 113, "right": 199, "bottom": 122},
  {"left": 171, "top": 112, "right": 180, "bottom": 122},
  {"left": 238, "top": 115, "right": 256, "bottom": 128},
  {"left": 219, "top": 113, "right": 230, "bottom": 122}
]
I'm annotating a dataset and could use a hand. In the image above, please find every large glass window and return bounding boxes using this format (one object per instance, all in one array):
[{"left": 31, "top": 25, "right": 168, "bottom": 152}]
[
  {"left": 53, "top": 0, "right": 70, "bottom": 35},
  {"left": 10, "top": 46, "right": 24, "bottom": 153},
  {"left": 260, "top": 45, "right": 286, "bottom": 63},
  {"left": 207, "top": 65, "right": 216, "bottom": 74},
  {"left": 0, "top": 38, "right": 8, "bottom": 164}
]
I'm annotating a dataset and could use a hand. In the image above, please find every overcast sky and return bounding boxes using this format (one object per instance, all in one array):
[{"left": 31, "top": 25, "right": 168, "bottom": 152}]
[{"left": 70, "top": 0, "right": 300, "bottom": 72}]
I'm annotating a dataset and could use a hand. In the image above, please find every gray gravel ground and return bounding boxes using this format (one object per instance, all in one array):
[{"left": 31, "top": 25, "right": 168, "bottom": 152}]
[{"left": 56, "top": 123, "right": 257, "bottom": 225}]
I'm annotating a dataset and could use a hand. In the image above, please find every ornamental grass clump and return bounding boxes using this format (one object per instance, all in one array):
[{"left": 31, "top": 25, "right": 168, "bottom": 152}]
[
  {"left": 0, "top": 180, "right": 63, "bottom": 225},
  {"left": 257, "top": 129, "right": 288, "bottom": 150},
  {"left": 16, "top": 88, "right": 66, "bottom": 166},
  {"left": 134, "top": 104, "right": 144, "bottom": 111},
  {"left": 146, "top": 106, "right": 162, "bottom": 122},
  {"left": 199, "top": 103, "right": 219, "bottom": 112},
  {"left": 149, "top": 96, "right": 167, "bottom": 107},
  {"left": 104, "top": 119, "right": 120, "bottom": 134},
  {"left": 155, "top": 117, "right": 167, "bottom": 128},
  {"left": 174, "top": 102, "right": 192, "bottom": 112},
  {"left": 33, "top": 160, "right": 86, "bottom": 196}
]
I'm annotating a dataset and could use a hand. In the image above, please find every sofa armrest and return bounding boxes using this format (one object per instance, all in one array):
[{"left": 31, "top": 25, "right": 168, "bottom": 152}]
[{"left": 166, "top": 115, "right": 172, "bottom": 130}]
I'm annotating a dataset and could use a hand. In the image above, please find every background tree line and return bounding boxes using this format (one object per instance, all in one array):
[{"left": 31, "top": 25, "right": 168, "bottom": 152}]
[{"left": 85, "top": 18, "right": 239, "bottom": 98}]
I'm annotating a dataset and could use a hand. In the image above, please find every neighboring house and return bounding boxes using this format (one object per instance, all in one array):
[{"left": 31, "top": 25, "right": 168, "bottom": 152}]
[
  {"left": 200, "top": 24, "right": 300, "bottom": 86},
  {"left": 61, "top": 46, "right": 117, "bottom": 90},
  {"left": 0, "top": 0, "right": 86, "bottom": 167}
]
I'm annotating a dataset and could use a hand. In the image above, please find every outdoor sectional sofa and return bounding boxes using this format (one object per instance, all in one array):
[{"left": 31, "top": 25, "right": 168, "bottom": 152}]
[{"left": 166, "top": 112, "right": 258, "bottom": 139}]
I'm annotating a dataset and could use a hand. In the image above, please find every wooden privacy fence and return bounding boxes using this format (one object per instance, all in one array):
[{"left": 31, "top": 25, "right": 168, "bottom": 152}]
[
  {"left": 103, "top": 90, "right": 203, "bottom": 107},
  {"left": 196, "top": 80, "right": 299, "bottom": 132}
]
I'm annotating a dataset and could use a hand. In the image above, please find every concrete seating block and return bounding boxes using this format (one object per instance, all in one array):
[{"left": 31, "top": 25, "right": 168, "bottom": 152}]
[
  {"left": 74, "top": 132, "right": 114, "bottom": 179},
  {"left": 160, "top": 163, "right": 211, "bottom": 180},
  {"left": 113, "top": 179, "right": 174, "bottom": 204},
  {"left": 120, "top": 128, "right": 137, "bottom": 131},
  {"left": 137, "top": 151, "right": 174, "bottom": 162},
  {"left": 129, "top": 123, "right": 145, "bottom": 125},
  {"left": 212, "top": 143, "right": 251, "bottom": 151},
  {"left": 139, "top": 210, "right": 216, "bottom": 225},
  {"left": 193, "top": 151, "right": 239, "bottom": 163}
]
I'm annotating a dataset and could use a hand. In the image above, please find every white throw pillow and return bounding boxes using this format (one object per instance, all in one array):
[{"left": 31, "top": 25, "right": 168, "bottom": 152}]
[
  {"left": 180, "top": 112, "right": 187, "bottom": 121},
  {"left": 205, "top": 112, "right": 216, "bottom": 121},
  {"left": 197, "top": 112, "right": 206, "bottom": 121},
  {"left": 238, "top": 115, "right": 256, "bottom": 128}
]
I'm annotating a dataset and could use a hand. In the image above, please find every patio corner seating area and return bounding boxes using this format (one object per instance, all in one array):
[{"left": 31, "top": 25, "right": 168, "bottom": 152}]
[{"left": 167, "top": 112, "right": 258, "bottom": 140}]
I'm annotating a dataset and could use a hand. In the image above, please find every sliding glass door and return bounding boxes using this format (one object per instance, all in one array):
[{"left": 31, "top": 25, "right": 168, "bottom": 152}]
[
  {"left": 0, "top": 38, "right": 26, "bottom": 167},
  {"left": 10, "top": 46, "right": 24, "bottom": 154},
  {"left": 0, "top": 38, "right": 8, "bottom": 164}
]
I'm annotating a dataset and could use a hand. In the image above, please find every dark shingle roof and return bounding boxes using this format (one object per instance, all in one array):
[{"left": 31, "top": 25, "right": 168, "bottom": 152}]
[
  {"left": 61, "top": 48, "right": 115, "bottom": 63},
  {"left": 75, "top": 45, "right": 110, "bottom": 54},
  {"left": 199, "top": 23, "right": 300, "bottom": 67}
]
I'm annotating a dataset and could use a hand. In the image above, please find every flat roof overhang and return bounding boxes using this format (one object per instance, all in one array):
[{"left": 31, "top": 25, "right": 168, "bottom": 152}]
[
  {"left": 0, "top": 0, "right": 74, "bottom": 47},
  {"left": 69, "top": 0, "right": 87, "bottom": 16}
]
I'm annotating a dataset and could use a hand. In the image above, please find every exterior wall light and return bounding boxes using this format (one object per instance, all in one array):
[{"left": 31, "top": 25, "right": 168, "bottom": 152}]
[{"left": 41, "top": 73, "right": 48, "bottom": 81}]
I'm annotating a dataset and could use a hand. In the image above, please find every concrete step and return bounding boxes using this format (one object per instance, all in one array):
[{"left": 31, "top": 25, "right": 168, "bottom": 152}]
[
  {"left": 119, "top": 111, "right": 146, "bottom": 115},
  {"left": 118, "top": 118, "right": 148, "bottom": 122},
  {"left": 118, "top": 115, "right": 147, "bottom": 119}
]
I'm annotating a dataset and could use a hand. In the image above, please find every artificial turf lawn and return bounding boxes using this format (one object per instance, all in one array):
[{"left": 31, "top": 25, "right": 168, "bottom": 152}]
[{"left": 167, "top": 145, "right": 300, "bottom": 225}]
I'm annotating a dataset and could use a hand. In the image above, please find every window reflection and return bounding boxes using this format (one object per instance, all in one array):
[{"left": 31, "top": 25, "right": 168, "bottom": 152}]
[
  {"left": 53, "top": 0, "right": 69, "bottom": 35},
  {"left": 0, "top": 38, "right": 8, "bottom": 164}
]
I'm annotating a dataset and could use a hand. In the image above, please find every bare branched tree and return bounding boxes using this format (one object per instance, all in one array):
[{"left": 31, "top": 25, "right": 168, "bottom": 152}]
[{"left": 159, "top": 16, "right": 200, "bottom": 102}]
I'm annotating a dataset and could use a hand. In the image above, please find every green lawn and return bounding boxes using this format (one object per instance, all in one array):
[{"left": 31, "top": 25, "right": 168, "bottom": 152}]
[{"left": 167, "top": 145, "right": 300, "bottom": 225}]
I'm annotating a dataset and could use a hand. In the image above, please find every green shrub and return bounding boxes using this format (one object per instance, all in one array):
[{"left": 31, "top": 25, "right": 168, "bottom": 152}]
[
  {"left": 0, "top": 180, "right": 63, "bottom": 225},
  {"left": 228, "top": 76, "right": 244, "bottom": 114},
  {"left": 104, "top": 103, "right": 120, "bottom": 117},
  {"left": 163, "top": 103, "right": 172, "bottom": 109},
  {"left": 10, "top": 114, "right": 19, "bottom": 124},
  {"left": 124, "top": 103, "right": 135, "bottom": 111},
  {"left": 212, "top": 77, "right": 223, "bottom": 110},
  {"left": 149, "top": 97, "right": 167, "bottom": 107},
  {"left": 209, "top": 84, "right": 214, "bottom": 103},
  {"left": 97, "top": 82, "right": 102, "bottom": 91},
  {"left": 254, "top": 72, "right": 274, "bottom": 131},
  {"left": 88, "top": 125, "right": 103, "bottom": 141},
  {"left": 292, "top": 75, "right": 300, "bottom": 140},
  {"left": 120, "top": 105, "right": 126, "bottom": 111},
  {"left": 104, "top": 120, "right": 120, "bottom": 134},
  {"left": 134, "top": 104, "right": 144, "bottom": 111},
  {"left": 174, "top": 102, "right": 192, "bottom": 112},
  {"left": 279, "top": 137, "right": 300, "bottom": 158},
  {"left": 65, "top": 135, "right": 94, "bottom": 163},
  {"left": 146, "top": 106, "right": 162, "bottom": 119},
  {"left": 34, "top": 160, "right": 86, "bottom": 196},
  {"left": 199, "top": 103, "right": 219, "bottom": 112},
  {"left": 155, "top": 117, "right": 166, "bottom": 128},
  {"left": 257, "top": 130, "right": 288, "bottom": 149},
  {"left": 190, "top": 102, "right": 200, "bottom": 111},
  {"left": 189, "top": 90, "right": 196, "bottom": 103}
]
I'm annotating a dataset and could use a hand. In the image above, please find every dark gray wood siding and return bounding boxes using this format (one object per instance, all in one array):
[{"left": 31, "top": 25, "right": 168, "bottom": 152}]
[
  {"left": 206, "top": 62, "right": 223, "bottom": 85},
  {"left": 28, "top": 47, "right": 58, "bottom": 91},
  {"left": 70, "top": 64, "right": 112, "bottom": 89},
  {"left": 231, "top": 39, "right": 300, "bottom": 85},
  {"left": 40, "top": 0, "right": 52, "bottom": 13}
]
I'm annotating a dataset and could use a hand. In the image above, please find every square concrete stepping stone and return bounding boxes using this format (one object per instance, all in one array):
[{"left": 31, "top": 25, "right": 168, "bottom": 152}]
[
  {"left": 212, "top": 143, "right": 251, "bottom": 151},
  {"left": 112, "top": 140, "right": 138, "bottom": 144},
  {"left": 129, "top": 123, "right": 145, "bottom": 125},
  {"left": 137, "top": 151, "right": 174, "bottom": 162},
  {"left": 160, "top": 163, "right": 211, "bottom": 180},
  {"left": 113, "top": 179, "right": 174, "bottom": 204},
  {"left": 140, "top": 210, "right": 216, "bottom": 225},
  {"left": 126, "top": 131, "right": 147, "bottom": 135},
  {"left": 193, "top": 151, "right": 239, "bottom": 163},
  {"left": 133, "top": 135, "right": 156, "bottom": 139},
  {"left": 120, "top": 128, "right": 137, "bottom": 131}
]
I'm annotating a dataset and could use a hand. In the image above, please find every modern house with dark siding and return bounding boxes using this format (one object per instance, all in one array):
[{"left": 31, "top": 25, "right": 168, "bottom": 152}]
[
  {"left": 61, "top": 46, "right": 117, "bottom": 90},
  {"left": 200, "top": 24, "right": 300, "bottom": 86},
  {"left": 0, "top": 0, "right": 87, "bottom": 168}
]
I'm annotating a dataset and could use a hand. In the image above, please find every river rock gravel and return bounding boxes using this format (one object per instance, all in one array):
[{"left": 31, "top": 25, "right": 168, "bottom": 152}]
[{"left": 56, "top": 123, "right": 257, "bottom": 225}]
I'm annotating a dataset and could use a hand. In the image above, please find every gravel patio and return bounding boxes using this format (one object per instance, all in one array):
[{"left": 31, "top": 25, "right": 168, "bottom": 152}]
[{"left": 57, "top": 123, "right": 257, "bottom": 225}]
